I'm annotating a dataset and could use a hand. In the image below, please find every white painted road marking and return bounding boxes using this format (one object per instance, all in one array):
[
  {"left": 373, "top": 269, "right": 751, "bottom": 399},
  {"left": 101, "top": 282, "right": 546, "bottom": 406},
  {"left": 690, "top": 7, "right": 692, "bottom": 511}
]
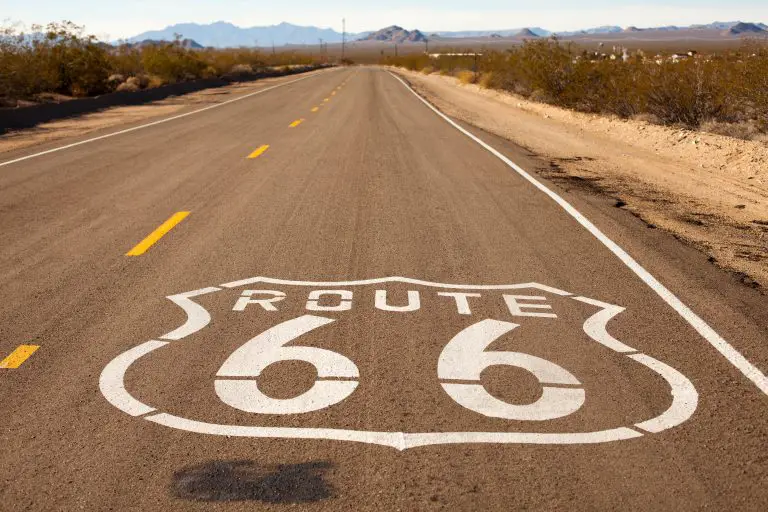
[
  {"left": 215, "top": 315, "right": 359, "bottom": 415},
  {"left": 438, "top": 319, "right": 585, "bottom": 421},
  {"left": 0, "top": 70, "right": 333, "bottom": 169},
  {"left": 100, "top": 277, "right": 698, "bottom": 449},
  {"left": 389, "top": 72, "right": 768, "bottom": 396}
]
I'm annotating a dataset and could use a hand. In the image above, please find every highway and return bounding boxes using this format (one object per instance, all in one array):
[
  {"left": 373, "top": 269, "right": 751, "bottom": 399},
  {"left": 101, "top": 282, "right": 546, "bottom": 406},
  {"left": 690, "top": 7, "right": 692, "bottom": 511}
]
[{"left": 1, "top": 67, "right": 767, "bottom": 510}]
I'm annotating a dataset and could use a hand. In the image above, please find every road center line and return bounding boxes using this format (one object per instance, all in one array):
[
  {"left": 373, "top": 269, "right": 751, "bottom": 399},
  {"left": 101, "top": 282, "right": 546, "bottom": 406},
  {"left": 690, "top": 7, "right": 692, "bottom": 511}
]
[
  {"left": 247, "top": 145, "right": 270, "bottom": 159},
  {"left": 0, "top": 345, "right": 40, "bottom": 369},
  {"left": 126, "top": 212, "right": 190, "bottom": 257},
  {"left": 289, "top": 119, "right": 305, "bottom": 128},
  {"left": 0, "top": 70, "right": 334, "bottom": 169},
  {"left": 311, "top": 107, "right": 320, "bottom": 112},
  {"left": 389, "top": 71, "right": 768, "bottom": 396}
]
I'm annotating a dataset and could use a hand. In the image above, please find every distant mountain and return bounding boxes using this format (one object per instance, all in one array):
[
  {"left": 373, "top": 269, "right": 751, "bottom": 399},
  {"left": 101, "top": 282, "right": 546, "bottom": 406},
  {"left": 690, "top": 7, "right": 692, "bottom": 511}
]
[
  {"left": 127, "top": 21, "right": 362, "bottom": 48},
  {"left": 515, "top": 29, "right": 540, "bottom": 38},
  {"left": 553, "top": 26, "right": 623, "bottom": 36},
  {"left": 361, "top": 26, "right": 427, "bottom": 43},
  {"left": 725, "top": 22, "right": 767, "bottom": 35},
  {"left": 433, "top": 28, "right": 550, "bottom": 38},
  {"left": 125, "top": 20, "right": 768, "bottom": 48}
]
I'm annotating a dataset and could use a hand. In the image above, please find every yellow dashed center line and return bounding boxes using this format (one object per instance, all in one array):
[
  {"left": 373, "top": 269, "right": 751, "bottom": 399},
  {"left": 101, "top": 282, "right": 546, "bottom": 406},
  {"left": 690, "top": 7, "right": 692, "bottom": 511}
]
[
  {"left": 289, "top": 119, "right": 305, "bottom": 128},
  {"left": 311, "top": 107, "right": 320, "bottom": 113},
  {"left": 1, "top": 345, "right": 40, "bottom": 369},
  {"left": 126, "top": 211, "right": 190, "bottom": 256},
  {"left": 323, "top": 98, "right": 330, "bottom": 102},
  {"left": 331, "top": 91, "right": 336, "bottom": 96},
  {"left": 247, "top": 144, "right": 270, "bottom": 159}
]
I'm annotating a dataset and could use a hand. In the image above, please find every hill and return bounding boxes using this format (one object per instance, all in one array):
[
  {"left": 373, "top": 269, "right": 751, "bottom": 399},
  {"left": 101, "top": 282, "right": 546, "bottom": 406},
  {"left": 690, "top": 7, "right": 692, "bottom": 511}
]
[
  {"left": 515, "top": 29, "right": 540, "bottom": 38},
  {"left": 434, "top": 28, "right": 550, "bottom": 38},
  {"left": 361, "top": 26, "right": 427, "bottom": 43},
  {"left": 725, "top": 22, "right": 767, "bottom": 35}
]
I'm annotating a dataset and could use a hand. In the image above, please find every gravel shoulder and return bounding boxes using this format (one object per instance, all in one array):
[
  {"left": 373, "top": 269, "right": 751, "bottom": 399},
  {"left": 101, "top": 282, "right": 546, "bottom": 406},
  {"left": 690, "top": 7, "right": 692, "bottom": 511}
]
[{"left": 392, "top": 68, "right": 768, "bottom": 289}]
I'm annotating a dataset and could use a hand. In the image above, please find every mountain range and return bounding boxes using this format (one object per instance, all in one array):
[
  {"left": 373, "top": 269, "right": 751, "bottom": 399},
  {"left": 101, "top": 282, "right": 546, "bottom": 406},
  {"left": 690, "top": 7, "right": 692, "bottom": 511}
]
[
  {"left": 126, "top": 20, "right": 768, "bottom": 47},
  {"left": 126, "top": 21, "right": 366, "bottom": 47},
  {"left": 362, "top": 26, "right": 427, "bottom": 43}
]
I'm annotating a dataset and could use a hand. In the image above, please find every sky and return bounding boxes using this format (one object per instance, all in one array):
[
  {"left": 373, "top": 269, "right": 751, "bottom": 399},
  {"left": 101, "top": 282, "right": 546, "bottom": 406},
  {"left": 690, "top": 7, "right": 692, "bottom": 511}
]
[{"left": 3, "top": 0, "right": 768, "bottom": 40}]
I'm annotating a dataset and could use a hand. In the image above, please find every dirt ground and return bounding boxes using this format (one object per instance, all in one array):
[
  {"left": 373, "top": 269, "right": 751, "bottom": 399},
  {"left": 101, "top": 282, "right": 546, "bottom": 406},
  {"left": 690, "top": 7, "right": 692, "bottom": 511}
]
[{"left": 392, "top": 68, "right": 768, "bottom": 289}]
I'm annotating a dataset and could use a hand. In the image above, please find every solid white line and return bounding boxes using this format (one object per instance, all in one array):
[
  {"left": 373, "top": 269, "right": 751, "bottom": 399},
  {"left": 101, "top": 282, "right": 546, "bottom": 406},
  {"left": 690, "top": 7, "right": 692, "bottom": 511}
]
[
  {"left": 389, "top": 71, "right": 768, "bottom": 396},
  {"left": 0, "top": 70, "right": 331, "bottom": 169}
]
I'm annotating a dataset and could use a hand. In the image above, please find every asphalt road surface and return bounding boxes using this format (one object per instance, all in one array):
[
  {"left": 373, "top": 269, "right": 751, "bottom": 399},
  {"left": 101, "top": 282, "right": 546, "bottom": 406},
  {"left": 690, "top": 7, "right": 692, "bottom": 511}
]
[{"left": 1, "top": 67, "right": 767, "bottom": 511}]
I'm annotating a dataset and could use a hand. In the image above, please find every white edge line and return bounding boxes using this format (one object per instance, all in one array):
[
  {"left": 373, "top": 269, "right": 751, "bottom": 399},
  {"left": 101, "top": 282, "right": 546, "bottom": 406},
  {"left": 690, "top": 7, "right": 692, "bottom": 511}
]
[
  {"left": 0, "top": 69, "right": 333, "bottom": 169},
  {"left": 388, "top": 71, "right": 768, "bottom": 396}
]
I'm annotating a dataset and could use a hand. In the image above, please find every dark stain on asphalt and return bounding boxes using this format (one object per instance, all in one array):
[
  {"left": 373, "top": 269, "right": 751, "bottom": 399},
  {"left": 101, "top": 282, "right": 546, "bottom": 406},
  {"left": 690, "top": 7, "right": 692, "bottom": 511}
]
[{"left": 171, "top": 460, "right": 334, "bottom": 503}]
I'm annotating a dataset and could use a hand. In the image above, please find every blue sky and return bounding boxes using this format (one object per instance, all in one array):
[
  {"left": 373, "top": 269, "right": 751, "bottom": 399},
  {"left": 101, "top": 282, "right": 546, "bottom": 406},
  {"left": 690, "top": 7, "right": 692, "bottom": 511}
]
[{"left": 3, "top": 0, "right": 767, "bottom": 39}]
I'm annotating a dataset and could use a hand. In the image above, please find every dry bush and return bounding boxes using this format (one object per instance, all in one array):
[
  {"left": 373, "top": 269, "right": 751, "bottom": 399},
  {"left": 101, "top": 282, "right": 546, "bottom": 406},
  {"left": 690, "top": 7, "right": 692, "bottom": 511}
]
[
  {"left": 384, "top": 38, "right": 768, "bottom": 137},
  {"left": 700, "top": 119, "right": 765, "bottom": 141},
  {"left": 478, "top": 72, "right": 494, "bottom": 89},
  {"left": 0, "top": 21, "right": 321, "bottom": 102},
  {"left": 420, "top": 66, "right": 434, "bottom": 75},
  {"left": 230, "top": 63, "right": 253, "bottom": 75},
  {"left": 1, "top": 21, "right": 112, "bottom": 98},
  {"left": 457, "top": 70, "right": 476, "bottom": 84}
]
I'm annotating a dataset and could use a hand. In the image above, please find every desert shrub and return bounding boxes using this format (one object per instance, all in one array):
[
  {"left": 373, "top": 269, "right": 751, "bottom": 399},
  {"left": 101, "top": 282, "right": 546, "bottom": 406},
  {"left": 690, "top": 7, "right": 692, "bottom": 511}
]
[
  {"left": 0, "top": 21, "right": 112, "bottom": 98},
  {"left": 456, "top": 70, "right": 476, "bottom": 84},
  {"left": 0, "top": 21, "right": 321, "bottom": 102},
  {"left": 737, "top": 41, "right": 768, "bottom": 129},
  {"left": 140, "top": 40, "right": 207, "bottom": 83},
  {"left": 700, "top": 119, "right": 764, "bottom": 140},
  {"left": 477, "top": 72, "right": 494, "bottom": 88},
  {"left": 420, "top": 66, "right": 434, "bottom": 75},
  {"left": 645, "top": 59, "right": 729, "bottom": 126},
  {"left": 230, "top": 63, "right": 253, "bottom": 75},
  {"left": 384, "top": 38, "right": 768, "bottom": 136}
]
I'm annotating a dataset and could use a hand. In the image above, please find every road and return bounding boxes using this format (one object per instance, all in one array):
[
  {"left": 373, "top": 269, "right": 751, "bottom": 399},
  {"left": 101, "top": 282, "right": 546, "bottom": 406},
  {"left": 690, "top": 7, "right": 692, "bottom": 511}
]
[{"left": 1, "top": 67, "right": 767, "bottom": 510}]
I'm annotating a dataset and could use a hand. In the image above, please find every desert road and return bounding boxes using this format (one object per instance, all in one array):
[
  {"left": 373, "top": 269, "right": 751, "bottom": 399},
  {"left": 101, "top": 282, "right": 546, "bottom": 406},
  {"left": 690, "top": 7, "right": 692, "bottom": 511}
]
[{"left": 1, "top": 67, "right": 767, "bottom": 510}]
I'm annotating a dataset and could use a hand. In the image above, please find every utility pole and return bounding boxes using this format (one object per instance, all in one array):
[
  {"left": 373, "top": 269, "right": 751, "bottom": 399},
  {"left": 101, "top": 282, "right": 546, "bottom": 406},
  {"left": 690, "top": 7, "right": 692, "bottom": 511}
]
[
  {"left": 342, "top": 18, "right": 346, "bottom": 62},
  {"left": 425, "top": 38, "right": 429, "bottom": 54},
  {"left": 395, "top": 43, "right": 398, "bottom": 57}
]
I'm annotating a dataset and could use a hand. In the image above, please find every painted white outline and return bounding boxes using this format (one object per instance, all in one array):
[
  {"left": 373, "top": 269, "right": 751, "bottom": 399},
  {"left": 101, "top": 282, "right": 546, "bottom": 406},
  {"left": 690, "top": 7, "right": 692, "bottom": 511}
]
[
  {"left": 99, "top": 277, "right": 698, "bottom": 450},
  {"left": 388, "top": 71, "right": 768, "bottom": 396},
  {"left": 0, "top": 70, "right": 334, "bottom": 169}
]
